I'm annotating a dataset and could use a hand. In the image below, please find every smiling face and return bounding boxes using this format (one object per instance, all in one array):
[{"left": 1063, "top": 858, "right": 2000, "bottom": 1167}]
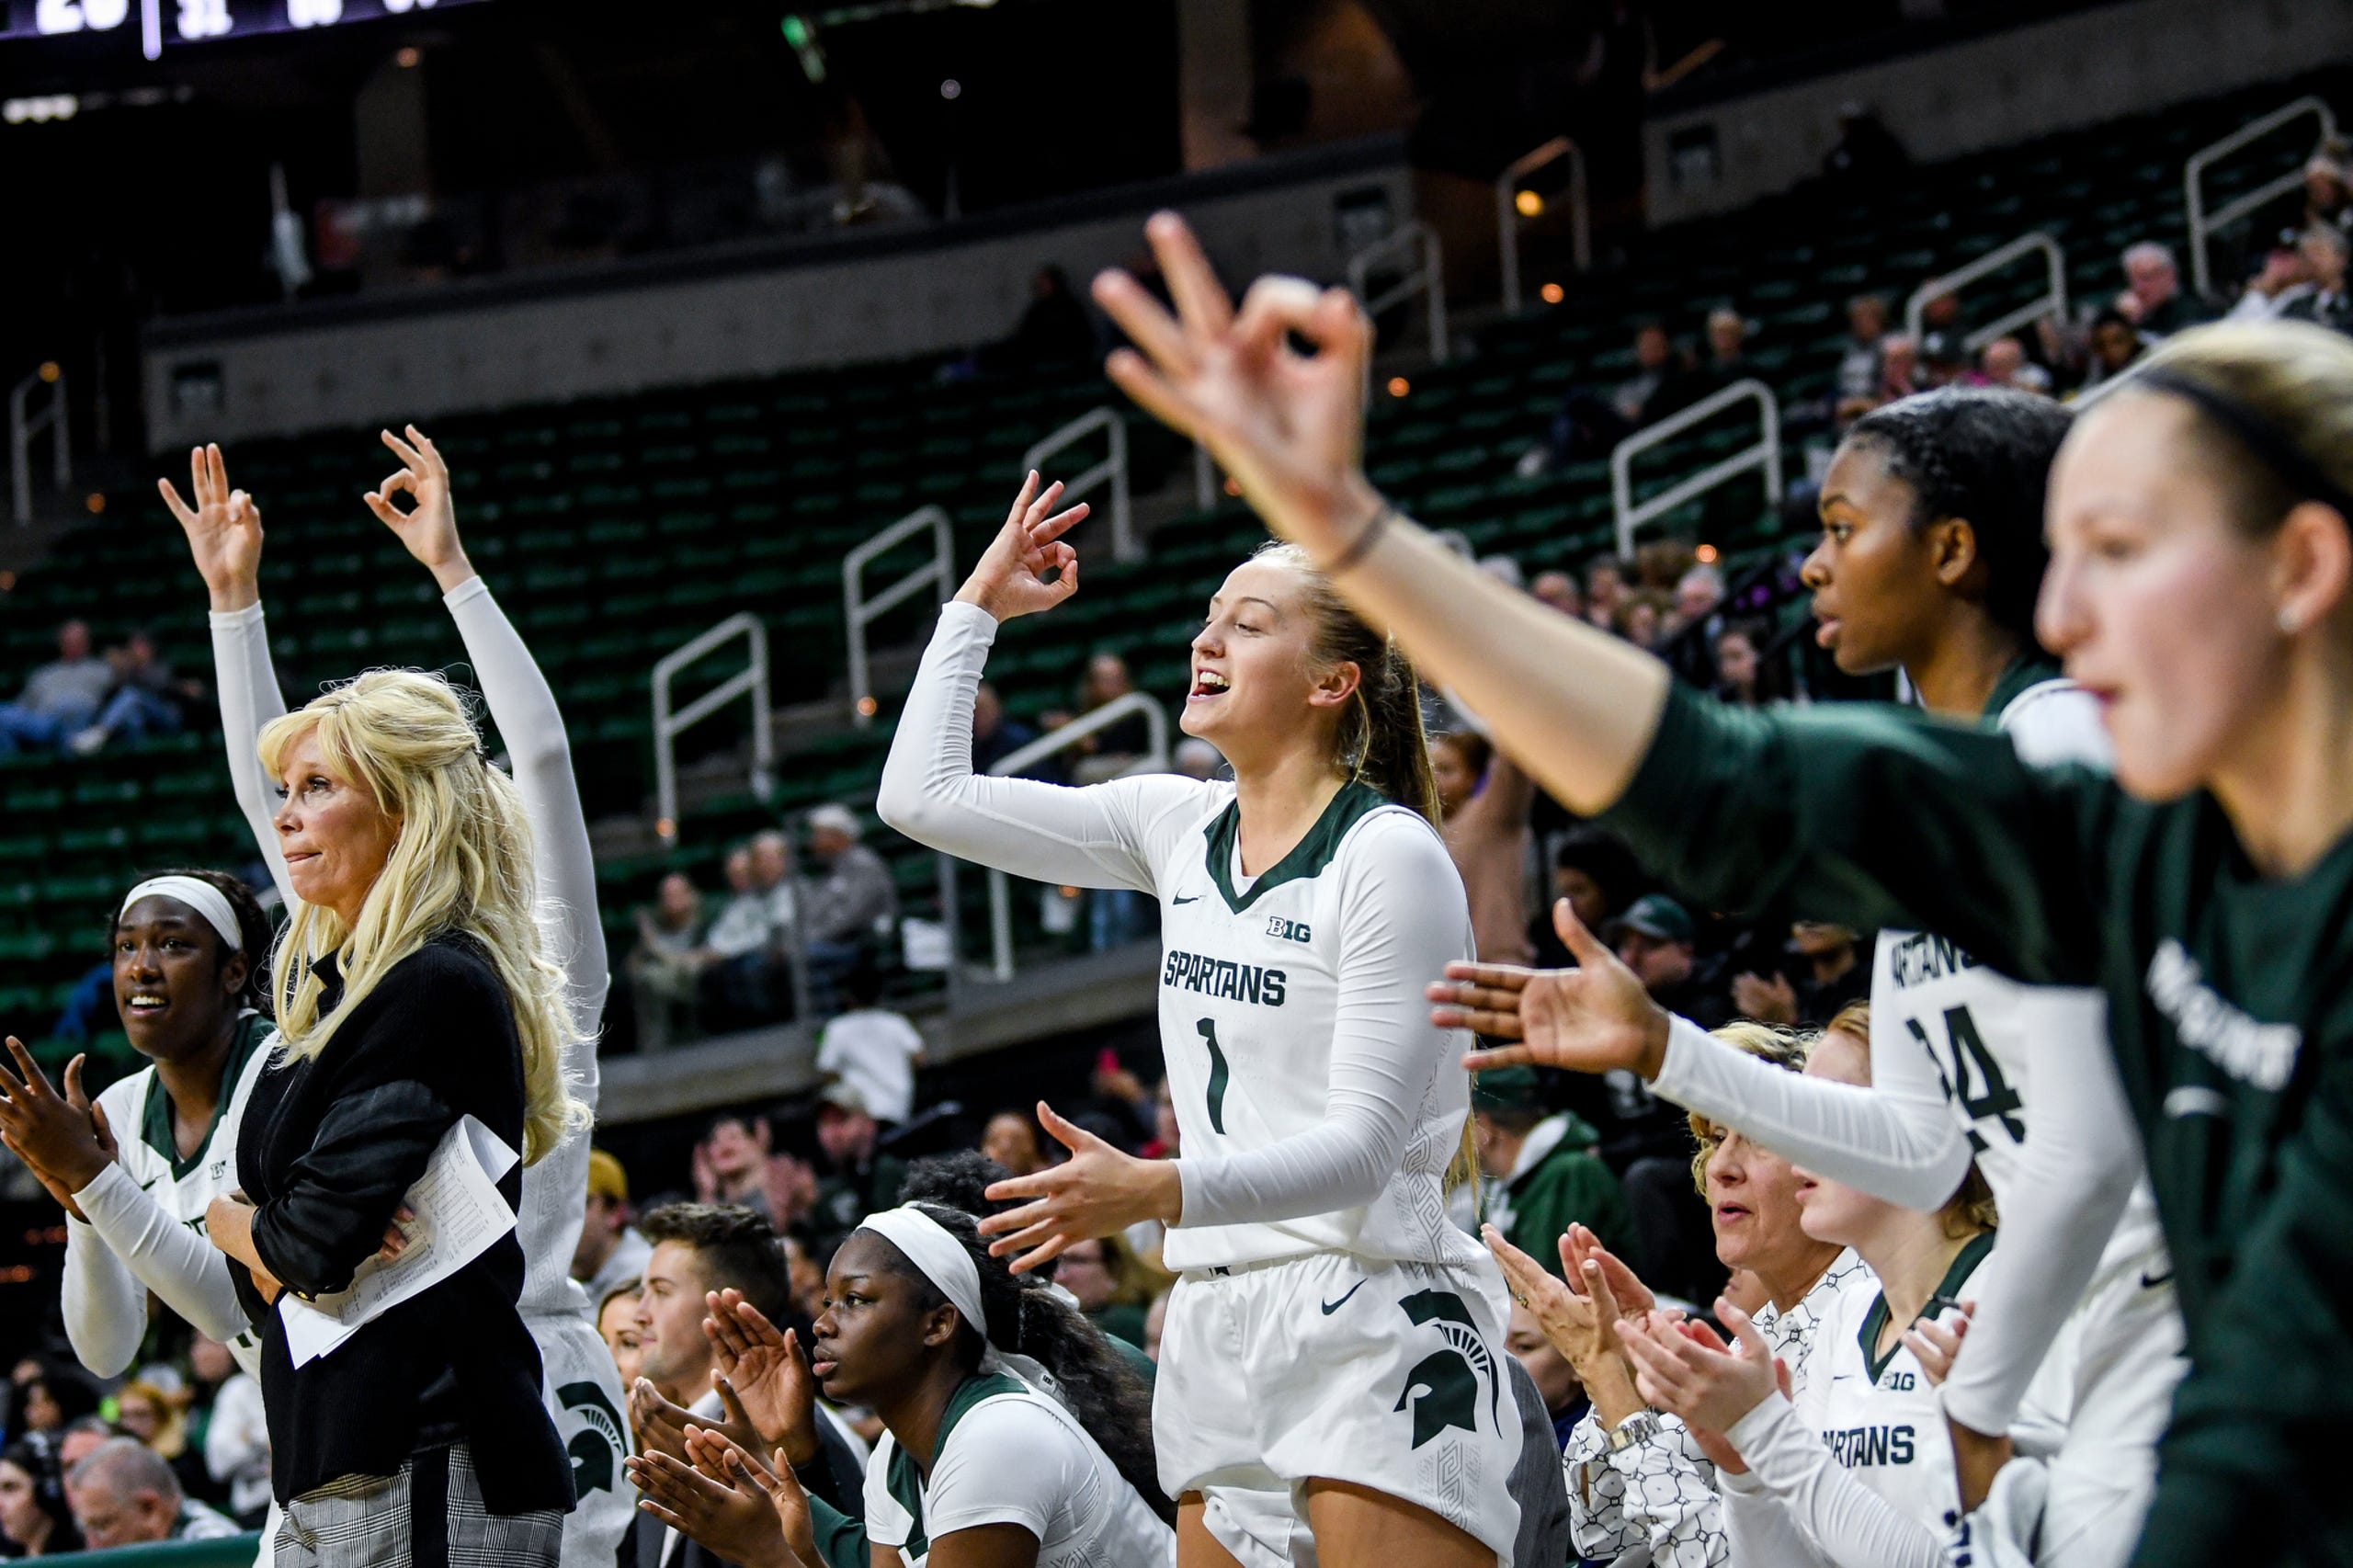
[
  {"left": 809, "top": 1233, "right": 958, "bottom": 1407},
  {"left": 633, "top": 1241, "right": 717, "bottom": 1402},
  {"left": 271, "top": 728, "right": 400, "bottom": 927},
  {"left": 1802, "top": 438, "right": 1954, "bottom": 676},
  {"left": 1181, "top": 558, "right": 1356, "bottom": 767},
  {"left": 2038, "top": 395, "right": 2302, "bottom": 800},
  {"left": 1790, "top": 1030, "right": 1897, "bottom": 1248},
  {"left": 114, "top": 895, "right": 246, "bottom": 1062},
  {"left": 597, "top": 1290, "right": 643, "bottom": 1388}
]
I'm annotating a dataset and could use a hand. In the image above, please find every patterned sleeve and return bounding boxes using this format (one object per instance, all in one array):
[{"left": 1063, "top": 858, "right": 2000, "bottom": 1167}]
[{"left": 1564, "top": 1409, "right": 1730, "bottom": 1566}]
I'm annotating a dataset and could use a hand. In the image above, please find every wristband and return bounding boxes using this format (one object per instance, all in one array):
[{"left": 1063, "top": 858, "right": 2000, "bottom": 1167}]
[{"left": 1324, "top": 498, "right": 1393, "bottom": 576}]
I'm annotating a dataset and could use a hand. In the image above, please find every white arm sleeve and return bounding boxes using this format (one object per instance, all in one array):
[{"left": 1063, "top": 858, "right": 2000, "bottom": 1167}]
[
  {"left": 209, "top": 602, "right": 293, "bottom": 904},
  {"left": 1564, "top": 1410, "right": 1731, "bottom": 1566},
  {"left": 72, "top": 1162, "right": 251, "bottom": 1346},
  {"left": 1175, "top": 816, "right": 1472, "bottom": 1228},
  {"left": 1938, "top": 994, "right": 2140, "bottom": 1436},
  {"left": 876, "top": 602, "right": 1209, "bottom": 893},
  {"left": 1652, "top": 1015, "right": 1972, "bottom": 1211},
  {"left": 1722, "top": 1394, "right": 1943, "bottom": 1568},
  {"left": 61, "top": 1211, "right": 148, "bottom": 1379},
  {"left": 1720, "top": 1469, "right": 1831, "bottom": 1568}
]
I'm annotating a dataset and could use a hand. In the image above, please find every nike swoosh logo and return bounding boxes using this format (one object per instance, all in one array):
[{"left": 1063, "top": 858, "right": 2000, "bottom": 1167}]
[
  {"left": 2140, "top": 1268, "right": 2175, "bottom": 1290},
  {"left": 1173, "top": 894, "right": 1200, "bottom": 904},
  {"left": 138, "top": 1177, "right": 160, "bottom": 1192},
  {"left": 1320, "top": 1280, "right": 1366, "bottom": 1314}
]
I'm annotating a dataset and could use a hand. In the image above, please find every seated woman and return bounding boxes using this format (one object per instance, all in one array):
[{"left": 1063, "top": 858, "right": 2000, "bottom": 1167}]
[{"left": 628, "top": 1201, "right": 1175, "bottom": 1567}]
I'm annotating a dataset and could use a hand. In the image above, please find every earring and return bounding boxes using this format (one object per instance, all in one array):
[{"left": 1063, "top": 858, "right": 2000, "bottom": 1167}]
[{"left": 2280, "top": 608, "right": 2303, "bottom": 635}]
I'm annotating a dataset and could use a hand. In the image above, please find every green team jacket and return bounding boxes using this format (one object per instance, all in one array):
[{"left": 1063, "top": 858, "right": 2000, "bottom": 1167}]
[
  {"left": 1601, "top": 683, "right": 2353, "bottom": 1568},
  {"left": 1498, "top": 1114, "right": 1636, "bottom": 1278}
]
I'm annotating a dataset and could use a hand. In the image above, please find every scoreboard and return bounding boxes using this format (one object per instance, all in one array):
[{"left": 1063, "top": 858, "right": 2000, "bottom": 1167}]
[{"left": 2, "top": 0, "right": 485, "bottom": 57}]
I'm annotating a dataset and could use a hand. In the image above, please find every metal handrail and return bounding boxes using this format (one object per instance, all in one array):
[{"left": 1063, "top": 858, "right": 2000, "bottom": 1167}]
[
  {"left": 1610, "top": 378, "right": 1781, "bottom": 557},
  {"left": 1497, "top": 137, "right": 1589, "bottom": 314},
  {"left": 1024, "top": 407, "right": 1136, "bottom": 562},
  {"left": 981, "top": 690, "right": 1169, "bottom": 981},
  {"left": 844, "top": 503, "right": 956, "bottom": 728},
  {"left": 1905, "top": 232, "right": 2068, "bottom": 354},
  {"left": 10, "top": 362, "right": 68, "bottom": 526},
  {"left": 1347, "top": 220, "right": 1448, "bottom": 363},
  {"left": 2184, "top": 96, "right": 2338, "bottom": 299},
  {"left": 650, "top": 612, "right": 773, "bottom": 843}
]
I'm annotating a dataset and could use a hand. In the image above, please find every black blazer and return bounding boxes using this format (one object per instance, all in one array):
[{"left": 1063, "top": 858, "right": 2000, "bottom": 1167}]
[{"left": 234, "top": 933, "right": 573, "bottom": 1516}]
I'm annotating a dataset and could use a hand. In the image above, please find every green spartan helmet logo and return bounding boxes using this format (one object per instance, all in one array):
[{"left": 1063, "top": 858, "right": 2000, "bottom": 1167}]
[
  {"left": 1392, "top": 1290, "right": 1499, "bottom": 1449},
  {"left": 560, "top": 1382, "right": 628, "bottom": 1496}
]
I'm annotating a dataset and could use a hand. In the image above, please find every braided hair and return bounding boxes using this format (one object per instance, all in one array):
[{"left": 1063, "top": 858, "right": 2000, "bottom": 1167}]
[
  {"left": 114, "top": 867, "right": 276, "bottom": 1018},
  {"left": 1842, "top": 388, "right": 2074, "bottom": 641}
]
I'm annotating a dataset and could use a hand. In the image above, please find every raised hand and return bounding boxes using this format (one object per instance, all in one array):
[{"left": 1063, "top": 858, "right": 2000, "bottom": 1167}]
[
  {"left": 1484, "top": 1225, "right": 1613, "bottom": 1376},
  {"left": 626, "top": 1445, "right": 801, "bottom": 1568},
  {"left": 978, "top": 1100, "right": 1181, "bottom": 1274},
  {"left": 0, "top": 1043, "right": 116, "bottom": 1220},
  {"left": 1619, "top": 1302, "right": 1780, "bottom": 1438},
  {"left": 1563, "top": 1222, "right": 1655, "bottom": 1321},
  {"left": 1730, "top": 971, "right": 1799, "bottom": 1026},
  {"left": 364, "top": 426, "right": 472, "bottom": 592},
  {"left": 1437, "top": 899, "right": 1671, "bottom": 1080},
  {"left": 158, "top": 444, "right": 263, "bottom": 612},
  {"left": 1093, "top": 212, "right": 1381, "bottom": 562},
  {"left": 701, "top": 1290, "right": 823, "bottom": 1467},
  {"left": 729, "top": 1437, "right": 824, "bottom": 1568},
  {"left": 1902, "top": 1301, "right": 1972, "bottom": 1386},
  {"left": 952, "top": 472, "right": 1090, "bottom": 625}
]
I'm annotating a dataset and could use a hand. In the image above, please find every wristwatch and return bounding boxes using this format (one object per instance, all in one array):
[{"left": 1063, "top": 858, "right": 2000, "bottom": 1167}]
[{"left": 1606, "top": 1410, "right": 1664, "bottom": 1453}]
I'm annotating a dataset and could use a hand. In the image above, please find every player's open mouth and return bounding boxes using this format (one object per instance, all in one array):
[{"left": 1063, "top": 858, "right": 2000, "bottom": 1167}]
[
  {"left": 1715, "top": 1203, "right": 1751, "bottom": 1223},
  {"left": 1813, "top": 613, "right": 1841, "bottom": 650},
  {"left": 124, "top": 994, "right": 167, "bottom": 1017},
  {"left": 1188, "top": 670, "right": 1229, "bottom": 700}
]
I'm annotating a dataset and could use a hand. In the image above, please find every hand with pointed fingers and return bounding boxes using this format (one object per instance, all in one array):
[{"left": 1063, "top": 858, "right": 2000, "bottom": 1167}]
[
  {"left": 1484, "top": 1225, "right": 1616, "bottom": 1375},
  {"left": 953, "top": 472, "right": 1090, "bottom": 624},
  {"left": 158, "top": 444, "right": 264, "bottom": 611},
  {"left": 363, "top": 426, "right": 472, "bottom": 592},
  {"left": 1092, "top": 211, "right": 1381, "bottom": 560},
  {"left": 702, "top": 1288, "right": 823, "bottom": 1467},
  {"left": 978, "top": 1101, "right": 1182, "bottom": 1274},
  {"left": 631, "top": 1375, "right": 765, "bottom": 1467},
  {"left": 0, "top": 1042, "right": 116, "bottom": 1220},
  {"left": 625, "top": 1443, "right": 801, "bottom": 1568},
  {"left": 1439, "top": 899, "right": 1670, "bottom": 1080},
  {"left": 1620, "top": 1302, "right": 1780, "bottom": 1437},
  {"left": 1902, "top": 1300, "right": 1972, "bottom": 1386}
]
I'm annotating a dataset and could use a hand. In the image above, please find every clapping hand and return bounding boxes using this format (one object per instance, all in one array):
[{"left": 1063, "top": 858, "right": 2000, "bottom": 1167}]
[
  {"left": 701, "top": 1289, "right": 823, "bottom": 1467},
  {"left": 1436, "top": 900, "right": 1671, "bottom": 1080},
  {"left": 952, "top": 472, "right": 1090, "bottom": 624},
  {"left": 978, "top": 1101, "right": 1181, "bottom": 1274},
  {"left": 1619, "top": 1301, "right": 1783, "bottom": 1440},
  {"left": 630, "top": 1375, "right": 766, "bottom": 1468},
  {"left": 0, "top": 1040, "right": 116, "bottom": 1221},
  {"left": 627, "top": 1429, "right": 805, "bottom": 1568},
  {"left": 159, "top": 444, "right": 263, "bottom": 612}
]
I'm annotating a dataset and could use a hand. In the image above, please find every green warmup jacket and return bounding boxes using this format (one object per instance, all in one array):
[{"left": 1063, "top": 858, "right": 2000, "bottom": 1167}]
[
  {"left": 1490, "top": 1112, "right": 1636, "bottom": 1277},
  {"left": 1599, "top": 682, "right": 2353, "bottom": 1568}
]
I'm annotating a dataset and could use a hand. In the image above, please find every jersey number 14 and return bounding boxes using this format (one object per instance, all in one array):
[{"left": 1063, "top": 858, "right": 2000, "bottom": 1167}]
[{"left": 1907, "top": 1006, "right": 2025, "bottom": 1151}]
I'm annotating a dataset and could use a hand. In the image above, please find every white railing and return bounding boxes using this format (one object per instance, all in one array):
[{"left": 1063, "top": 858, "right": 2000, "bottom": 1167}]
[
  {"left": 2184, "top": 96, "right": 2338, "bottom": 299},
  {"left": 10, "top": 362, "right": 68, "bottom": 526},
  {"left": 1348, "top": 220, "right": 1448, "bottom": 363},
  {"left": 982, "top": 691, "right": 1170, "bottom": 981},
  {"left": 843, "top": 504, "right": 956, "bottom": 729},
  {"left": 1610, "top": 378, "right": 1781, "bottom": 558},
  {"left": 1497, "top": 137, "right": 1589, "bottom": 314},
  {"left": 1024, "top": 406, "right": 1137, "bottom": 562},
  {"left": 650, "top": 612, "right": 774, "bottom": 843},
  {"left": 1906, "top": 232, "right": 2068, "bottom": 354}
]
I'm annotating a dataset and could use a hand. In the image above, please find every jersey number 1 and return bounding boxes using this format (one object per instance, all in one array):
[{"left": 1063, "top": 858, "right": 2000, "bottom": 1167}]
[
  {"left": 1908, "top": 1006, "right": 2025, "bottom": 1150},
  {"left": 1196, "top": 1017, "right": 1230, "bottom": 1134}
]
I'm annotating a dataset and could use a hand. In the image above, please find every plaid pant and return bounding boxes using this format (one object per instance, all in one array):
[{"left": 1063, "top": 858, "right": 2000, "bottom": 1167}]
[{"left": 274, "top": 1443, "right": 563, "bottom": 1568}]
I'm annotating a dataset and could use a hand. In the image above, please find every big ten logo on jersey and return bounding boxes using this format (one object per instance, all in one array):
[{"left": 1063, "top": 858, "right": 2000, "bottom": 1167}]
[
  {"left": 1266, "top": 915, "right": 1311, "bottom": 944},
  {"left": 1907, "top": 1004, "right": 2024, "bottom": 1151},
  {"left": 1881, "top": 1370, "right": 1916, "bottom": 1392}
]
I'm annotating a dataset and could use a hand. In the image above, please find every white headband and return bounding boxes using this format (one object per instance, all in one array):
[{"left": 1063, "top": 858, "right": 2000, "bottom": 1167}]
[
  {"left": 119, "top": 877, "right": 243, "bottom": 951},
  {"left": 858, "top": 1206, "right": 986, "bottom": 1337}
]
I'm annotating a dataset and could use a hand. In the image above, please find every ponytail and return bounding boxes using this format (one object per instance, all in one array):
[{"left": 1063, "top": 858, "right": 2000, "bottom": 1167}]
[{"left": 1255, "top": 540, "right": 1441, "bottom": 825}]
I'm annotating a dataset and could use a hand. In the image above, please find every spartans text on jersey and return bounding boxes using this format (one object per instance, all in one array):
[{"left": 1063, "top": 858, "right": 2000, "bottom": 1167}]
[{"left": 1164, "top": 949, "right": 1288, "bottom": 1006}]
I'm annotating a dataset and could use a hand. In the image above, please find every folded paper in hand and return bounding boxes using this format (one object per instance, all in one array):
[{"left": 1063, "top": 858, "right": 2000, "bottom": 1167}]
[{"left": 278, "top": 1114, "right": 519, "bottom": 1367}]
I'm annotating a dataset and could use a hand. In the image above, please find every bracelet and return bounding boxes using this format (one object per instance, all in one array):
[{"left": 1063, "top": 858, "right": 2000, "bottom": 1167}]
[{"left": 1324, "top": 498, "right": 1393, "bottom": 576}]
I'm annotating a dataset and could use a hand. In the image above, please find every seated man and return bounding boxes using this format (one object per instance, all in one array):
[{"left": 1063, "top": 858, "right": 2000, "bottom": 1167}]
[
  {"left": 66, "top": 1437, "right": 240, "bottom": 1548},
  {"left": 0, "top": 620, "right": 113, "bottom": 756}
]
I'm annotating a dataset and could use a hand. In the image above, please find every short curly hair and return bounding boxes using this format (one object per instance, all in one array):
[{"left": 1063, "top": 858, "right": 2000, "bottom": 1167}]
[{"left": 1688, "top": 1021, "right": 1813, "bottom": 1197}]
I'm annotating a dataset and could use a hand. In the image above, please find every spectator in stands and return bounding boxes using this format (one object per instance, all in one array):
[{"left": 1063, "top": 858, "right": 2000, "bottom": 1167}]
[
  {"left": 574, "top": 1148, "right": 654, "bottom": 1312},
  {"left": 1530, "top": 569, "right": 1582, "bottom": 619},
  {"left": 1611, "top": 591, "right": 1665, "bottom": 649},
  {"left": 1583, "top": 558, "right": 1629, "bottom": 630},
  {"left": 1529, "top": 830, "right": 1642, "bottom": 971},
  {"left": 55, "top": 1417, "right": 113, "bottom": 1473},
  {"left": 65, "top": 1437, "right": 239, "bottom": 1547},
  {"left": 1876, "top": 331, "right": 1919, "bottom": 401},
  {"left": 1694, "top": 306, "right": 1754, "bottom": 394},
  {"left": 1822, "top": 101, "right": 1906, "bottom": 181},
  {"left": 1433, "top": 731, "right": 1536, "bottom": 965},
  {"left": 0, "top": 1440, "right": 79, "bottom": 1557},
  {"left": 1054, "top": 1234, "right": 1161, "bottom": 1350},
  {"left": 2114, "top": 240, "right": 2209, "bottom": 336},
  {"left": 1610, "top": 894, "right": 1732, "bottom": 1031},
  {"left": 690, "top": 1112, "right": 813, "bottom": 1228},
  {"left": 191, "top": 1337, "right": 267, "bottom": 1528},
  {"left": 1171, "top": 736, "right": 1223, "bottom": 780},
  {"left": 2284, "top": 221, "right": 2352, "bottom": 333},
  {"left": 69, "top": 630, "right": 203, "bottom": 756},
  {"left": 969, "top": 679, "right": 1042, "bottom": 777},
  {"left": 1711, "top": 619, "right": 1766, "bottom": 707},
  {"left": 701, "top": 845, "right": 776, "bottom": 1028},
  {"left": 1733, "top": 920, "right": 1870, "bottom": 1027},
  {"left": 1917, "top": 329, "right": 1971, "bottom": 390},
  {"left": 808, "top": 1083, "right": 905, "bottom": 1255},
  {"left": 2303, "top": 139, "right": 2351, "bottom": 229},
  {"left": 1978, "top": 334, "right": 2049, "bottom": 394},
  {"left": 0, "top": 621, "right": 113, "bottom": 757},
  {"left": 628, "top": 871, "right": 708, "bottom": 1050},
  {"left": 813, "top": 962, "right": 925, "bottom": 1126},
  {"left": 1472, "top": 1066, "right": 1634, "bottom": 1277},
  {"left": 1072, "top": 650, "right": 1150, "bottom": 777},
  {"left": 109, "top": 1380, "right": 205, "bottom": 1504},
  {"left": 800, "top": 804, "right": 898, "bottom": 997},
  {"left": 12, "top": 1361, "right": 98, "bottom": 1437},
  {"left": 980, "top": 1108, "right": 1046, "bottom": 1176},
  {"left": 781, "top": 1233, "right": 826, "bottom": 1324},
  {"left": 2082, "top": 308, "right": 2148, "bottom": 388},
  {"left": 1504, "top": 1300, "right": 1585, "bottom": 1453},
  {"left": 1004, "top": 264, "right": 1097, "bottom": 369},
  {"left": 2226, "top": 230, "right": 2318, "bottom": 321},
  {"left": 1522, "top": 320, "right": 1691, "bottom": 474},
  {"left": 1836, "top": 293, "right": 1889, "bottom": 402},
  {"left": 596, "top": 1287, "right": 642, "bottom": 1391},
  {"left": 1478, "top": 553, "right": 1524, "bottom": 593}
]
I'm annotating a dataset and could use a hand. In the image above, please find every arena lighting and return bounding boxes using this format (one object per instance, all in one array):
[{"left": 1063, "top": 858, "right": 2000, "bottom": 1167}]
[
  {"left": 85, "top": 493, "right": 106, "bottom": 515},
  {"left": 395, "top": 44, "right": 420, "bottom": 65},
  {"left": 1696, "top": 543, "right": 1720, "bottom": 563},
  {"left": 1387, "top": 377, "right": 1410, "bottom": 397},
  {"left": 3, "top": 95, "right": 79, "bottom": 124},
  {"left": 39, "top": 362, "right": 61, "bottom": 383},
  {"left": 1514, "top": 188, "right": 1543, "bottom": 218},
  {"left": 939, "top": 77, "right": 961, "bottom": 100},
  {"left": 857, "top": 695, "right": 880, "bottom": 717},
  {"left": 1540, "top": 282, "right": 1564, "bottom": 304}
]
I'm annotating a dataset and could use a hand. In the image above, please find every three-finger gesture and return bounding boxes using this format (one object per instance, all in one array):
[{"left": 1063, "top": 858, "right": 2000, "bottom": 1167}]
[
  {"left": 953, "top": 472, "right": 1089, "bottom": 625},
  {"left": 159, "top": 444, "right": 263, "bottom": 611},
  {"left": 977, "top": 1101, "right": 1181, "bottom": 1274},
  {"left": 1436, "top": 899, "right": 1671, "bottom": 1080},
  {"left": 364, "top": 426, "right": 472, "bottom": 591},
  {"left": 0, "top": 1040, "right": 116, "bottom": 1220},
  {"left": 1093, "top": 212, "right": 1381, "bottom": 559}
]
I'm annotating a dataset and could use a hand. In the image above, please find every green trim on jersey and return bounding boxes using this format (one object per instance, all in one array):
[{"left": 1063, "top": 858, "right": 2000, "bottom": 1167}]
[
  {"left": 1201, "top": 780, "right": 1389, "bottom": 913},
  {"left": 1980, "top": 653, "right": 2065, "bottom": 723},
  {"left": 884, "top": 1370, "right": 1027, "bottom": 1558},
  {"left": 138, "top": 1011, "right": 271, "bottom": 1181},
  {"left": 1858, "top": 1229, "right": 1997, "bottom": 1383}
]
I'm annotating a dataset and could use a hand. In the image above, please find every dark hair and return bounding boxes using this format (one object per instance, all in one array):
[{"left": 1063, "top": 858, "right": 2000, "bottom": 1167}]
[
  {"left": 1553, "top": 829, "right": 1642, "bottom": 915},
  {"left": 18, "top": 1361, "right": 100, "bottom": 1428},
  {"left": 1841, "top": 387, "right": 2074, "bottom": 640},
  {"left": 114, "top": 868, "right": 275, "bottom": 1018},
  {"left": 596, "top": 1282, "right": 640, "bottom": 1323},
  {"left": 871, "top": 1204, "right": 1172, "bottom": 1524},
  {"left": 1432, "top": 730, "right": 1493, "bottom": 779},
  {"left": 897, "top": 1151, "right": 1013, "bottom": 1216},
  {"left": 637, "top": 1203, "right": 797, "bottom": 1334},
  {"left": 840, "top": 961, "right": 886, "bottom": 1010},
  {"left": 1254, "top": 541, "right": 1440, "bottom": 825},
  {"left": 0, "top": 1440, "right": 80, "bottom": 1554}
]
